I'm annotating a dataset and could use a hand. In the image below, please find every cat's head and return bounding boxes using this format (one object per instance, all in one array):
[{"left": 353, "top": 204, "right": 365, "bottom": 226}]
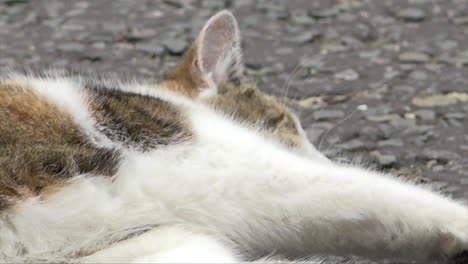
[{"left": 160, "top": 10, "right": 328, "bottom": 162}]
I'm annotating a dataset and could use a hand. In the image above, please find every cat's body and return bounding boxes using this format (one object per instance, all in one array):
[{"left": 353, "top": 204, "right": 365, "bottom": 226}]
[{"left": 0, "top": 11, "right": 467, "bottom": 263}]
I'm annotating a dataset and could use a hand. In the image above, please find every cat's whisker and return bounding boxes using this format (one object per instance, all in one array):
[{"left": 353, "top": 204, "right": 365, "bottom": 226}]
[
  {"left": 318, "top": 108, "right": 359, "bottom": 153},
  {"left": 280, "top": 58, "right": 313, "bottom": 99},
  {"left": 305, "top": 106, "right": 325, "bottom": 142}
]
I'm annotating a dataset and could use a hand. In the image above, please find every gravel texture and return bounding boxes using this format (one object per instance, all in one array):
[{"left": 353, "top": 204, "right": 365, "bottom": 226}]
[{"left": 1, "top": 0, "right": 467, "bottom": 263}]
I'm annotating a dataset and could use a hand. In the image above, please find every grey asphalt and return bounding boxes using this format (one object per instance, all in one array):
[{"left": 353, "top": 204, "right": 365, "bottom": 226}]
[{"left": 0, "top": 0, "right": 467, "bottom": 263}]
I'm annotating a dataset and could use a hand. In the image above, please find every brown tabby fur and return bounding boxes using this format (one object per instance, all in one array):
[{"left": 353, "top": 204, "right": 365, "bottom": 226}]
[
  {"left": 161, "top": 40, "right": 204, "bottom": 97},
  {"left": 206, "top": 83, "right": 304, "bottom": 148},
  {"left": 86, "top": 83, "right": 192, "bottom": 151},
  {"left": 0, "top": 83, "right": 119, "bottom": 210},
  {"left": 161, "top": 39, "right": 304, "bottom": 148}
]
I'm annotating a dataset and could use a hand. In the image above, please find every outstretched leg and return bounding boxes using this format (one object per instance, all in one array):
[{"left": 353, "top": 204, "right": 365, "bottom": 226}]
[
  {"left": 226, "top": 160, "right": 468, "bottom": 261},
  {"left": 149, "top": 143, "right": 468, "bottom": 262}
]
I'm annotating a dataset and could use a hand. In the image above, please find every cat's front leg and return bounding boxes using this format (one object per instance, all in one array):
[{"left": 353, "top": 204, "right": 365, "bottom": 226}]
[
  {"left": 267, "top": 163, "right": 468, "bottom": 261},
  {"left": 179, "top": 151, "right": 468, "bottom": 262}
]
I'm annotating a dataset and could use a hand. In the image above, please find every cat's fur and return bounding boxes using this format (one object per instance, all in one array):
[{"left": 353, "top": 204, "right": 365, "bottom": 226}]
[{"left": 0, "top": 10, "right": 467, "bottom": 263}]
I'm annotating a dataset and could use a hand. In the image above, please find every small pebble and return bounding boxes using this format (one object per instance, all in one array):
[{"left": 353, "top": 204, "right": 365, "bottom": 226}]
[
  {"left": 334, "top": 69, "right": 359, "bottom": 81},
  {"left": 370, "top": 151, "right": 397, "bottom": 166},
  {"left": 377, "top": 139, "right": 404, "bottom": 148},
  {"left": 313, "top": 110, "right": 345, "bottom": 121},
  {"left": 399, "top": 52, "right": 430, "bottom": 63},
  {"left": 408, "top": 70, "right": 428, "bottom": 81},
  {"left": 396, "top": 8, "right": 426, "bottom": 22},
  {"left": 337, "top": 139, "right": 368, "bottom": 151},
  {"left": 289, "top": 30, "right": 321, "bottom": 43},
  {"left": 163, "top": 38, "right": 189, "bottom": 55},
  {"left": 414, "top": 110, "right": 436, "bottom": 121}
]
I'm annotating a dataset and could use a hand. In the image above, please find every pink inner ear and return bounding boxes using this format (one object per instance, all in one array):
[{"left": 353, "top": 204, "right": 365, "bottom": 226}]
[{"left": 200, "top": 14, "right": 237, "bottom": 85}]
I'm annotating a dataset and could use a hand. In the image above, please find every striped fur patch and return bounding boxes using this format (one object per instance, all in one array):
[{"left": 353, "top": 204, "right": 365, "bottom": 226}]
[{"left": 0, "top": 78, "right": 193, "bottom": 211}]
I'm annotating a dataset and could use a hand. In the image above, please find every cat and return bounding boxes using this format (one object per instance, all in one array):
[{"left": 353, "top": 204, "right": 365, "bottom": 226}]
[{"left": 0, "top": 10, "right": 467, "bottom": 264}]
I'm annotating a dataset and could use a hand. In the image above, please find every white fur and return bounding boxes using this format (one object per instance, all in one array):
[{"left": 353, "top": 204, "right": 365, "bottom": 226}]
[
  {"left": 1, "top": 76, "right": 467, "bottom": 263},
  {"left": 82, "top": 226, "right": 239, "bottom": 263}
]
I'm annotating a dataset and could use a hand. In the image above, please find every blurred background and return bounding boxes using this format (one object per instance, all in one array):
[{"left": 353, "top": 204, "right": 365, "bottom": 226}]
[{"left": 0, "top": 0, "right": 467, "bottom": 203}]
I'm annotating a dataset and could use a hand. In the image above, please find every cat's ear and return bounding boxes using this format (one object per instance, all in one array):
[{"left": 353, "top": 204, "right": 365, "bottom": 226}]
[
  {"left": 196, "top": 10, "right": 244, "bottom": 92},
  {"left": 162, "top": 10, "right": 244, "bottom": 98}
]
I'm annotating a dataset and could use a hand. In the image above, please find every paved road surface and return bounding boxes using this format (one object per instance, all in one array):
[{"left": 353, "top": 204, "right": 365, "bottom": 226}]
[{"left": 1, "top": 0, "right": 467, "bottom": 263}]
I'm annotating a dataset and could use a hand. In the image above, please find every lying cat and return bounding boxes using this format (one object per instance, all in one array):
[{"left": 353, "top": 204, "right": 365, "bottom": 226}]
[{"left": 0, "top": 10, "right": 467, "bottom": 264}]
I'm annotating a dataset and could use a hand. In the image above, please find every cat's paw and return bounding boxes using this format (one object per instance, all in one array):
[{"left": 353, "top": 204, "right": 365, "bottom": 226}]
[
  {"left": 437, "top": 215, "right": 468, "bottom": 260},
  {"left": 448, "top": 250, "right": 468, "bottom": 264}
]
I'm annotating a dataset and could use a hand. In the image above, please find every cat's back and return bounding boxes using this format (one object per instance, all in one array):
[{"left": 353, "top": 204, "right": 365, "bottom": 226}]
[{"left": 0, "top": 75, "right": 192, "bottom": 210}]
